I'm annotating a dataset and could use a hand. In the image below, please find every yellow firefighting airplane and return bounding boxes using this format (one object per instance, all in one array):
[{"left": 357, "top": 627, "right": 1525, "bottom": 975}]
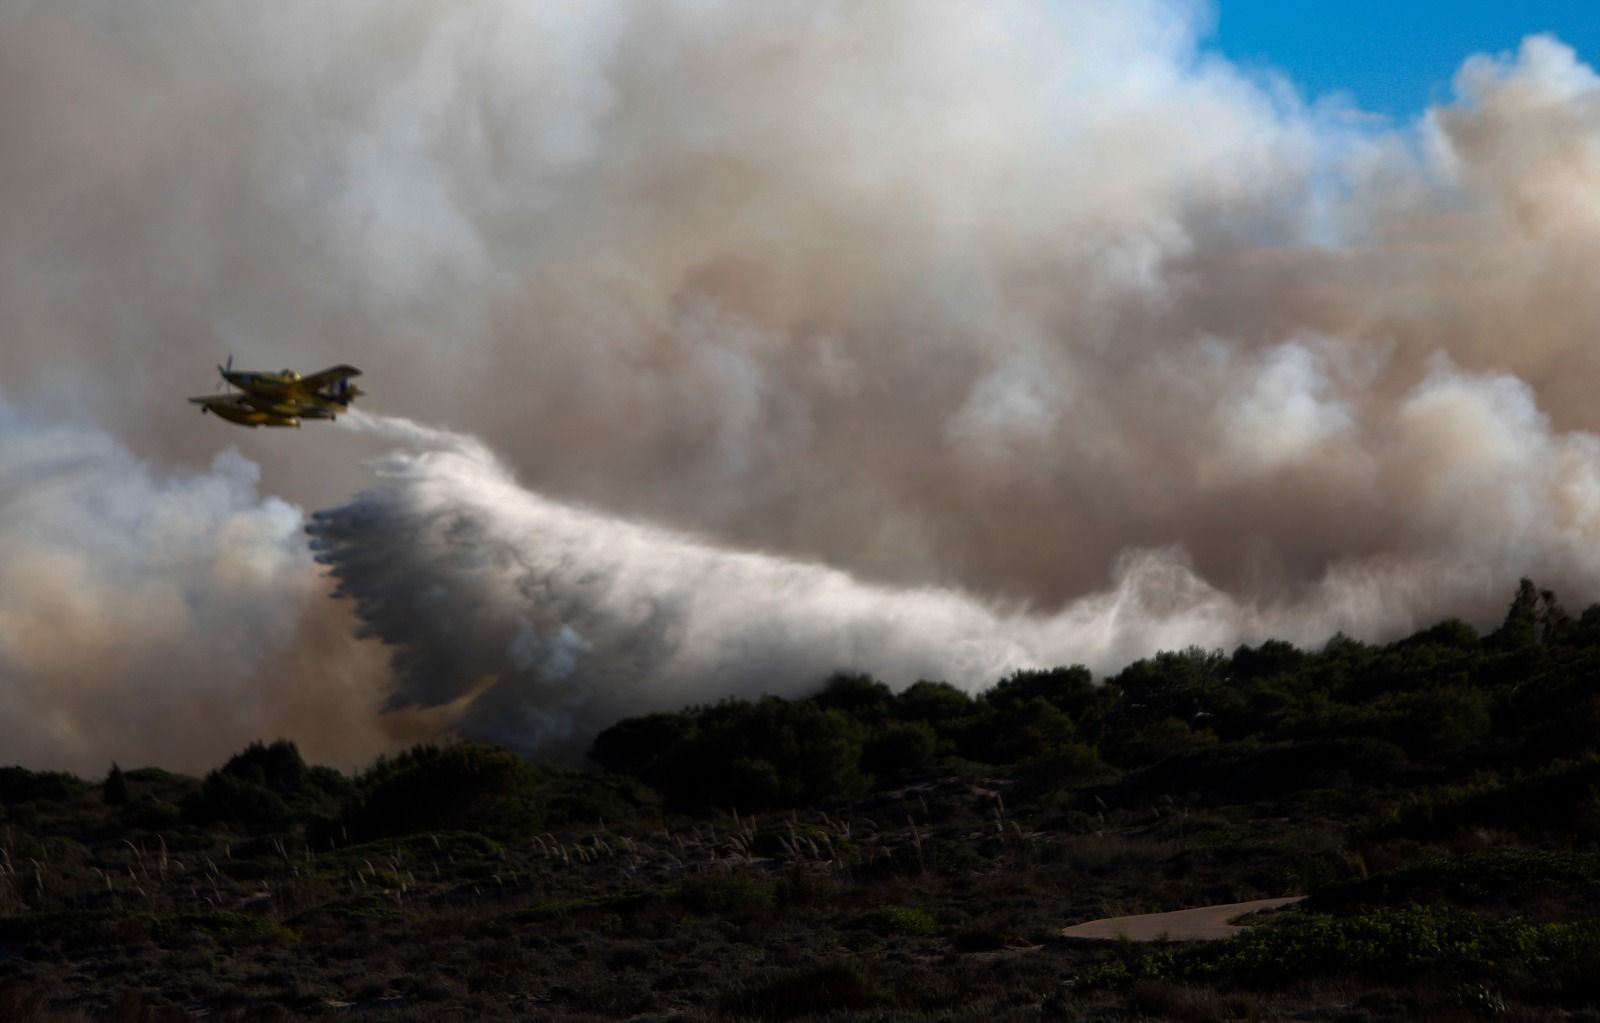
[{"left": 188, "top": 357, "right": 364, "bottom": 428}]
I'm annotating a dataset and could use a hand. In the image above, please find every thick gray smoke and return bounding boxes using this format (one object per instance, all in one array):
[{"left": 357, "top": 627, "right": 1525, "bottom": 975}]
[
  {"left": 0, "top": 403, "right": 451, "bottom": 774},
  {"left": 4, "top": 2, "right": 1600, "bottom": 766}
]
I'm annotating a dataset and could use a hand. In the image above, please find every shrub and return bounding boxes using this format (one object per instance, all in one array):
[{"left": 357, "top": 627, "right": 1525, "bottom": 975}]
[
  {"left": 722, "top": 961, "right": 884, "bottom": 1020},
  {"left": 862, "top": 720, "right": 938, "bottom": 777},
  {"left": 189, "top": 772, "right": 292, "bottom": 830},
  {"left": 1022, "top": 740, "right": 1107, "bottom": 787},
  {"left": 0, "top": 910, "right": 298, "bottom": 950},
  {"left": 1084, "top": 907, "right": 1600, "bottom": 990},
  {"left": 673, "top": 874, "right": 775, "bottom": 920},
  {"left": 1379, "top": 686, "right": 1493, "bottom": 761},
  {"left": 1101, "top": 715, "right": 1218, "bottom": 769},
  {"left": 1229, "top": 639, "right": 1308, "bottom": 682},
  {"left": 894, "top": 680, "right": 974, "bottom": 724},
  {"left": 976, "top": 697, "right": 1082, "bottom": 765},
  {"left": 343, "top": 742, "right": 544, "bottom": 840},
  {"left": 0, "top": 766, "right": 83, "bottom": 804},
  {"left": 1371, "top": 760, "right": 1600, "bottom": 842},
  {"left": 853, "top": 905, "right": 937, "bottom": 936},
  {"left": 985, "top": 666, "right": 1100, "bottom": 718},
  {"left": 589, "top": 712, "right": 696, "bottom": 776},
  {"left": 1123, "top": 737, "right": 1406, "bottom": 803},
  {"left": 609, "top": 696, "right": 870, "bottom": 811},
  {"left": 1311, "top": 849, "right": 1600, "bottom": 914},
  {"left": 187, "top": 740, "right": 351, "bottom": 830},
  {"left": 812, "top": 673, "right": 895, "bottom": 718}
]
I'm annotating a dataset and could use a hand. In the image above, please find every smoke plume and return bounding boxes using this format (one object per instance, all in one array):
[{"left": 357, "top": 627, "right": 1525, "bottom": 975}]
[
  {"left": 0, "top": 403, "right": 447, "bottom": 775},
  {"left": 4, "top": 2, "right": 1600, "bottom": 765}
]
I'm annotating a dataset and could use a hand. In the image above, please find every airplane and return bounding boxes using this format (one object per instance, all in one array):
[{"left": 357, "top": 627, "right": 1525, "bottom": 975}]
[{"left": 188, "top": 357, "right": 364, "bottom": 428}]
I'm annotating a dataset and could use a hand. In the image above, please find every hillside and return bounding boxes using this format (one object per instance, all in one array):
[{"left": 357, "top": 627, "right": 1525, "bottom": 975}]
[{"left": 1, "top": 580, "right": 1598, "bottom": 1020}]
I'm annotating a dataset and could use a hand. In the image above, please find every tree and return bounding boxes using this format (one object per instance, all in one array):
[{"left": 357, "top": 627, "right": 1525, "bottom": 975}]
[
  {"left": 894, "top": 681, "right": 974, "bottom": 724},
  {"left": 986, "top": 666, "right": 1098, "bottom": 715},
  {"left": 1107, "top": 647, "right": 1227, "bottom": 725},
  {"left": 1492, "top": 578, "right": 1569, "bottom": 648},
  {"left": 1230, "top": 639, "right": 1306, "bottom": 682},
  {"left": 590, "top": 711, "right": 697, "bottom": 776},
  {"left": 862, "top": 720, "right": 938, "bottom": 777},
  {"left": 102, "top": 763, "right": 129, "bottom": 806},
  {"left": 813, "top": 673, "right": 895, "bottom": 719}
]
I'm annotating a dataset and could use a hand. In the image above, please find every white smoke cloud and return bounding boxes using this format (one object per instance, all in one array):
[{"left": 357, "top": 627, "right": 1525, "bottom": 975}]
[
  {"left": 3, "top": 4, "right": 1600, "bottom": 766},
  {"left": 0, "top": 402, "right": 433, "bottom": 775}
]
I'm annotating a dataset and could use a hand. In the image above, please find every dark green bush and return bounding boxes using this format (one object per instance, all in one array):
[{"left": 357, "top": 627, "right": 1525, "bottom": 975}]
[
  {"left": 343, "top": 742, "right": 544, "bottom": 840},
  {"left": 599, "top": 696, "right": 869, "bottom": 811},
  {"left": 0, "top": 910, "right": 297, "bottom": 950},
  {"left": 588, "top": 711, "right": 696, "bottom": 776},
  {"left": 186, "top": 740, "right": 351, "bottom": 831},
  {"left": 0, "top": 766, "right": 83, "bottom": 804},
  {"left": 673, "top": 873, "right": 775, "bottom": 919},
  {"left": 862, "top": 720, "right": 938, "bottom": 777},
  {"left": 813, "top": 673, "right": 895, "bottom": 718},
  {"left": 722, "top": 961, "right": 884, "bottom": 1020},
  {"left": 1088, "top": 907, "right": 1600, "bottom": 990},
  {"left": 985, "top": 665, "right": 1102, "bottom": 718},
  {"left": 1378, "top": 685, "right": 1493, "bottom": 761},
  {"left": 1372, "top": 760, "right": 1600, "bottom": 842},
  {"left": 894, "top": 680, "right": 975, "bottom": 724},
  {"left": 1312, "top": 850, "right": 1600, "bottom": 914},
  {"left": 1123, "top": 737, "right": 1406, "bottom": 803},
  {"left": 853, "top": 905, "right": 937, "bottom": 936},
  {"left": 189, "top": 772, "right": 292, "bottom": 830}
]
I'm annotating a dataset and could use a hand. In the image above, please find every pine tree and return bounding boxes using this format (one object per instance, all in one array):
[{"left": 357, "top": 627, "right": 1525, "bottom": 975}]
[{"left": 103, "top": 762, "right": 129, "bottom": 806}]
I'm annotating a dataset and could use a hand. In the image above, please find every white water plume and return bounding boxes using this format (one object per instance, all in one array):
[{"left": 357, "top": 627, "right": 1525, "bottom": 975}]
[
  {"left": 308, "top": 406, "right": 1585, "bottom": 756},
  {"left": 311, "top": 412, "right": 1231, "bottom": 753}
]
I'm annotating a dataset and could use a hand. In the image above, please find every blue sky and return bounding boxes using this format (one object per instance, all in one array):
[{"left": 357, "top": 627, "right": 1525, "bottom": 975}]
[{"left": 1208, "top": 0, "right": 1600, "bottom": 119}]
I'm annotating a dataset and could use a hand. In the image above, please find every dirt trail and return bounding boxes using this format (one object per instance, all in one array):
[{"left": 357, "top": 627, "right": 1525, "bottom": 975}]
[{"left": 1059, "top": 896, "right": 1306, "bottom": 942}]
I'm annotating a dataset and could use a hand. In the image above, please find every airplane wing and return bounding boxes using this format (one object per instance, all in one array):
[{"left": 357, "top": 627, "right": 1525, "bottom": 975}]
[
  {"left": 188, "top": 394, "right": 250, "bottom": 407},
  {"left": 297, "top": 365, "right": 362, "bottom": 392}
]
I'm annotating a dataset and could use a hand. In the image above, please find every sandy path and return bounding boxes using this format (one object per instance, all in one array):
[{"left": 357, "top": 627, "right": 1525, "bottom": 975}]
[{"left": 1058, "top": 896, "right": 1305, "bottom": 942}]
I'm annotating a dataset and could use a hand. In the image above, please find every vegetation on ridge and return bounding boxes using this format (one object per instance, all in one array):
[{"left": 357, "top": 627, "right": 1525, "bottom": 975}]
[{"left": 0, "top": 579, "right": 1598, "bottom": 1019}]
